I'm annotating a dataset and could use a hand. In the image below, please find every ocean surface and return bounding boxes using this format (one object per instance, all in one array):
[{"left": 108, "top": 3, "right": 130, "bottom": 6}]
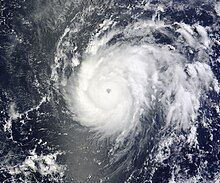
[{"left": 0, "top": 0, "right": 220, "bottom": 182}]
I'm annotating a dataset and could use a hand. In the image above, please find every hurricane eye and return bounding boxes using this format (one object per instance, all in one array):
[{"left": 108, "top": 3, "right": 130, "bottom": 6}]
[{"left": 106, "top": 88, "right": 111, "bottom": 93}]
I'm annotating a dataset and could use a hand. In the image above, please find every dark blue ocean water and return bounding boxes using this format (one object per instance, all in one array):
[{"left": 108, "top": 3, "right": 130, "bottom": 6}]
[{"left": 0, "top": 0, "right": 220, "bottom": 182}]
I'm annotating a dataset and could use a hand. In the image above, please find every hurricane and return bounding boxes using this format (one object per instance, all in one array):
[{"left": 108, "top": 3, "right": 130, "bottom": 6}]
[
  {"left": 62, "top": 20, "right": 215, "bottom": 142},
  {"left": 1, "top": 0, "right": 220, "bottom": 182},
  {"left": 50, "top": 2, "right": 220, "bottom": 180}
]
